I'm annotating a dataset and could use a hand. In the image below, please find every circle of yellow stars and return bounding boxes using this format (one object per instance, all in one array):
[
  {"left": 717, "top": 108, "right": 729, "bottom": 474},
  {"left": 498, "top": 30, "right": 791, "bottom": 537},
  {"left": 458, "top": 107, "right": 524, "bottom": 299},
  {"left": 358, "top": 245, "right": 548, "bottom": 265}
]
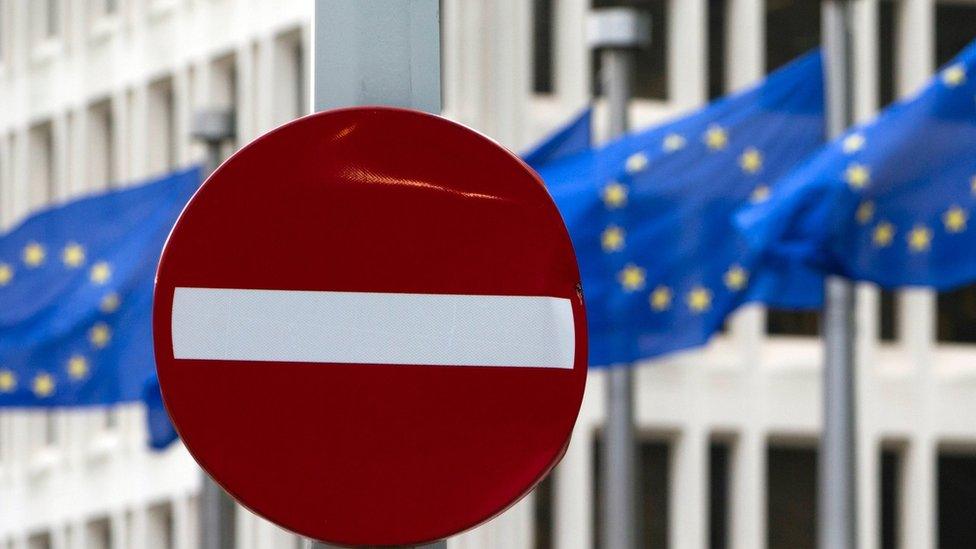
[{"left": 0, "top": 240, "right": 120, "bottom": 401}]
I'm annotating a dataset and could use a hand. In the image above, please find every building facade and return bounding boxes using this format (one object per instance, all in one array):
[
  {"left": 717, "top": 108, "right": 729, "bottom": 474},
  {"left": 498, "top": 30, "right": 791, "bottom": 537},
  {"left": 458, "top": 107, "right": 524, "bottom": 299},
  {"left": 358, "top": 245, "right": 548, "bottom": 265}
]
[{"left": 1, "top": 1, "right": 976, "bottom": 548}]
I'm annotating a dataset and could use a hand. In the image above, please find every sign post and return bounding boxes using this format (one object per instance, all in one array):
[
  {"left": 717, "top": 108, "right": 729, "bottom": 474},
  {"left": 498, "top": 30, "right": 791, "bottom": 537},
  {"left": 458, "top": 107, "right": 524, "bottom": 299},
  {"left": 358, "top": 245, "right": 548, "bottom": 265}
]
[
  {"left": 821, "top": 2, "right": 858, "bottom": 548},
  {"left": 309, "top": 4, "right": 442, "bottom": 546},
  {"left": 588, "top": 9, "right": 649, "bottom": 549}
]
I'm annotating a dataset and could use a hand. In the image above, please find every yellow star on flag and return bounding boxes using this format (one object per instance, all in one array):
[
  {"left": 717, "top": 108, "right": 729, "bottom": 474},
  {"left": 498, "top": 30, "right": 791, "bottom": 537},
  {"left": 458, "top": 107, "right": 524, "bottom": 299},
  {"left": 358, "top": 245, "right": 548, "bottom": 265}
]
[
  {"left": 32, "top": 373, "right": 55, "bottom": 398},
  {"left": 663, "top": 133, "right": 686, "bottom": 152},
  {"left": 724, "top": 265, "right": 749, "bottom": 291},
  {"left": 739, "top": 148, "right": 763, "bottom": 174},
  {"left": 944, "top": 206, "right": 968, "bottom": 233},
  {"left": 62, "top": 243, "right": 86, "bottom": 268},
  {"left": 842, "top": 133, "right": 866, "bottom": 154},
  {"left": 872, "top": 222, "right": 895, "bottom": 248},
  {"left": 602, "top": 181, "right": 628, "bottom": 209},
  {"left": 0, "top": 263, "right": 13, "bottom": 286},
  {"left": 970, "top": 175, "right": 976, "bottom": 195},
  {"left": 650, "top": 286, "right": 672, "bottom": 311},
  {"left": 687, "top": 286, "right": 712, "bottom": 313},
  {"left": 844, "top": 163, "right": 870, "bottom": 189},
  {"left": 618, "top": 264, "right": 646, "bottom": 292},
  {"left": 67, "top": 355, "right": 89, "bottom": 380},
  {"left": 89, "top": 322, "right": 112, "bottom": 349},
  {"left": 90, "top": 261, "right": 112, "bottom": 285},
  {"left": 703, "top": 125, "right": 728, "bottom": 151},
  {"left": 23, "top": 242, "right": 46, "bottom": 267},
  {"left": 0, "top": 369, "right": 16, "bottom": 393},
  {"left": 856, "top": 201, "right": 875, "bottom": 225},
  {"left": 601, "top": 225, "right": 625, "bottom": 252},
  {"left": 625, "top": 152, "right": 649, "bottom": 174},
  {"left": 100, "top": 292, "right": 121, "bottom": 313},
  {"left": 942, "top": 64, "right": 966, "bottom": 87},
  {"left": 907, "top": 225, "right": 932, "bottom": 252},
  {"left": 750, "top": 185, "right": 771, "bottom": 204}
]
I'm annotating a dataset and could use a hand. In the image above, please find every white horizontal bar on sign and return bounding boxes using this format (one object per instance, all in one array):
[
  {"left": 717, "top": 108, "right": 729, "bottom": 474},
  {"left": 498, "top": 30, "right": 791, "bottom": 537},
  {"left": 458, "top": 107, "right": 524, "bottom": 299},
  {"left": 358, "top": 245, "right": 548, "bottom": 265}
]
[{"left": 170, "top": 287, "right": 575, "bottom": 369}]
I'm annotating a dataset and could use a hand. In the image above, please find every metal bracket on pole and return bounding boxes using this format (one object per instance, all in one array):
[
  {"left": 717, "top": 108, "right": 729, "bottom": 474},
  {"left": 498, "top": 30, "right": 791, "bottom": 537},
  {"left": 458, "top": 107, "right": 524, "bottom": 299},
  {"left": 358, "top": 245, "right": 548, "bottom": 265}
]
[
  {"left": 191, "top": 108, "right": 236, "bottom": 175},
  {"left": 820, "top": 2, "right": 858, "bottom": 549},
  {"left": 191, "top": 107, "right": 238, "bottom": 549},
  {"left": 308, "top": 1, "right": 444, "bottom": 547},
  {"left": 588, "top": 9, "right": 648, "bottom": 549}
]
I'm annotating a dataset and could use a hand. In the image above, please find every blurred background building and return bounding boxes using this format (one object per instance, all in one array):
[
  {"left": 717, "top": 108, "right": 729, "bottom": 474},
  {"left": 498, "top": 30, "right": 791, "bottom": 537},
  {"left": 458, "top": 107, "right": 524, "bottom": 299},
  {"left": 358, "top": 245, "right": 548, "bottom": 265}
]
[{"left": 0, "top": 0, "right": 975, "bottom": 548}]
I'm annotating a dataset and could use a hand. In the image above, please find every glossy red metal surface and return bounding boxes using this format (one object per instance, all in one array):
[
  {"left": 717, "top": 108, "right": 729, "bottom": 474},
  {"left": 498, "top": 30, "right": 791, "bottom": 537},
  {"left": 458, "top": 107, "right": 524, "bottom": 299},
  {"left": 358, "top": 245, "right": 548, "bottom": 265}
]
[{"left": 153, "top": 107, "right": 587, "bottom": 546}]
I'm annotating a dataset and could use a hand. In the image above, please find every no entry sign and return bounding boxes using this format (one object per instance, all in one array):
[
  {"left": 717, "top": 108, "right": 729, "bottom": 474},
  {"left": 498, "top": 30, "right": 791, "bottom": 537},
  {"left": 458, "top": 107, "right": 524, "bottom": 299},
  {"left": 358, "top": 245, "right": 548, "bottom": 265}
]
[{"left": 153, "top": 107, "right": 587, "bottom": 546}]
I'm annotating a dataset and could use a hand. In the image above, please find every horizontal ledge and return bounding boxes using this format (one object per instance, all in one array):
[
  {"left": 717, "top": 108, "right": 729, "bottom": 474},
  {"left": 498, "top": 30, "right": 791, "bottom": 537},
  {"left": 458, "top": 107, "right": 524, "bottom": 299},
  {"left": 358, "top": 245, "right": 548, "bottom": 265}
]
[{"left": 171, "top": 287, "right": 575, "bottom": 369}]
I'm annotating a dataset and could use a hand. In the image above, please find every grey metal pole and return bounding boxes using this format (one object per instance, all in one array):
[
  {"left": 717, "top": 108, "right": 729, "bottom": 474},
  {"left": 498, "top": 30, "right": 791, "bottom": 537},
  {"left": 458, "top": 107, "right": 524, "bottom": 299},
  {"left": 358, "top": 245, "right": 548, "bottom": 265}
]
[
  {"left": 587, "top": 9, "right": 649, "bottom": 549},
  {"left": 820, "top": 2, "right": 857, "bottom": 549},
  {"left": 307, "top": 1, "right": 444, "bottom": 547},
  {"left": 191, "top": 109, "right": 238, "bottom": 549}
]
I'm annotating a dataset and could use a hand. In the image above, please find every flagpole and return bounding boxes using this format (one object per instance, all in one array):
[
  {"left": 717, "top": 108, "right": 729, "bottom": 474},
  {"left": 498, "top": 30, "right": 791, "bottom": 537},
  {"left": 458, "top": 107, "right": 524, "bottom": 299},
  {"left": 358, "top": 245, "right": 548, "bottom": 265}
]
[
  {"left": 190, "top": 108, "right": 238, "bottom": 549},
  {"left": 307, "top": 1, "right": 444, "bottom": 547},
  {"left": 821, "top": 2, "right": 858, "bottom": 549},
  {"left": 588, "top": 9, "right": 649, "bottom": 549}
]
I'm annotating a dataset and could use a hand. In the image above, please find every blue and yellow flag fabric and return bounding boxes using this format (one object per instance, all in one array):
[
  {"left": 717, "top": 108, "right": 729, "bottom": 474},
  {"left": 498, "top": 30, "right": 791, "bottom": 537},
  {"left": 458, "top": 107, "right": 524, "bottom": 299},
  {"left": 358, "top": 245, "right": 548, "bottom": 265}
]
[
  {"left": 738, "top": 40, "right": 976, "bottom": 290},
  {"left": 523, "top": 107, "right": 593, "bottom": 169},
  {"left": 0, "top": 168, "right": 199, "bottom": 445},
  {"left": 536, "top": 52, "right": 825, "bottom": 366}
]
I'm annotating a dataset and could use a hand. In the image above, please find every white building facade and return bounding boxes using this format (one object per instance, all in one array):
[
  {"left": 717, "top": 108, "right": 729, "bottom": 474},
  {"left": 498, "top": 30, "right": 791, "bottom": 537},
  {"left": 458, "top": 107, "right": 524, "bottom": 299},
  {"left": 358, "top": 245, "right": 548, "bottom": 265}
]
[{"left": 1, "top": 1, "right": 975, "bottom": 548}]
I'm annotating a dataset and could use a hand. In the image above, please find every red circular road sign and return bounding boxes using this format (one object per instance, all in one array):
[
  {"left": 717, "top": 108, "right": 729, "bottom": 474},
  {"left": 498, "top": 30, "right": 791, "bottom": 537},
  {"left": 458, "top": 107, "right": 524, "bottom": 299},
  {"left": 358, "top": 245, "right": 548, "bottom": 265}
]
[{"left": 153, "top": 107, "right": 587, "bottom": 546}]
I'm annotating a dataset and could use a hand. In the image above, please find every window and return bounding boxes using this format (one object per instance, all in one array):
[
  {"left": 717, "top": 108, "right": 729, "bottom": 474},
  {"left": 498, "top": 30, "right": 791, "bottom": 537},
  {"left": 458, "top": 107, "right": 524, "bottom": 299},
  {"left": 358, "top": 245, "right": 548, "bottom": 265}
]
[
  {"left": 28, "top": 121, "right": 55, "bottom": 209},
  {"left": 880, "top": 448, "right": 901, "bottom": 549},
  {"left": 879, "top": 289, "right": 897, "bottom": 341},
  {"left": 591, "top": 0, "right": 668, "bottom": 100},
  {"left": 593, "top": 437, "right": 670, "bottom": 547},
  {"left": 938, "top": 452, "right": 976, "bottom": 547},
  {"left": 27, "top": 533, "right": 51, "bottom": 549},
  {"left": 148, "top": 503, "right": 174, "bottom": 549},
  {"left": 767, "top": 445, "right": 817, "bottom": 549},
  {"left": 0, "top": 0, "right": 6, "bottom": 64},
  {"left": 709, "top": 442, "right": 731, "bottom": 549},
  {"left": 935, "top": 3, "right": 976, "bottom": 343},
  {"left": 532, "top": 0, "right": 555, "bottom": 94},
  {"left": 273, "top": 30, "right": 307, "bottom": 125},
  {"left": 211, "top": 53, "right": 239, "bottom": 152},
  {"left": 86, "top": 518, "right": 112, "bottom": 549},
  {"left": 148, "top": 77, "right": 177, "bottom": 175},
  {"left": 36, "top": 0, "right": 61, "bottom": 41},
  {"left": 877, "top": 1, "right": 897, "bottom": 108},
  {"left": 87, "top": 99, "right": 115, "bottom": 190},
  {"left": 707, "top": 0, "right": 728, "bottom": 100},
  {"left": 765, "top": 0, "right": 821, "bottom": 73}
]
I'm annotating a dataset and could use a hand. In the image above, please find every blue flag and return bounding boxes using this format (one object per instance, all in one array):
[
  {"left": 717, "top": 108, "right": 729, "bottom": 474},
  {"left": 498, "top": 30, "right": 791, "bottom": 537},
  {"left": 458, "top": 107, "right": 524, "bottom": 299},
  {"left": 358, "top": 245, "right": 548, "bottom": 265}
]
[
  {"left": 536, "top": 52, "right": 825, "bottom": 366},
  {"left": 738, "top": 40, "right": 976, "bottom": 291},
  {"left": 0, "top": 168, "right": 199, "bottom": 447},
  {"left": 522, "top": 106, "right": 593, "bottom": 169}
]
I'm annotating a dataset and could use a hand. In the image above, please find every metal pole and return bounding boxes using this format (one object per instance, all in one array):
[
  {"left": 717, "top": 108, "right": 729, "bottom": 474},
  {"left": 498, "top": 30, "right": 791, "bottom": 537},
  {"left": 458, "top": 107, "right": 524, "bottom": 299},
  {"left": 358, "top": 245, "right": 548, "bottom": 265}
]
[
  {"left": 587, "top": 9, "right": 648, "bottom": 549},
  {"left": 602, "top": 50, "right": 638, "bottom": 549},
  {"left": 308, "top": 1, "right": 444, "bottom": 547},
  {"left": 820, "top": 2, "right": 857, "bottom": 549},
  {"left": 191, "top": 109, "right": 238, "bottom": 549}
]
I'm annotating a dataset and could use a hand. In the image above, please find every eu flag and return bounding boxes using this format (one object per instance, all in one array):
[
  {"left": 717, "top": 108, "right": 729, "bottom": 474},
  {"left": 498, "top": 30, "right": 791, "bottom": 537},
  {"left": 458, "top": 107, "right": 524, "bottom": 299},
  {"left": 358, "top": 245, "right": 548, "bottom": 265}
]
[
  {"left": 0, "top": 169, "right": 199, "bottom": 442},
  {"left": 536, "top": 52, "right": 825, "bottom": 366},
  {"left": 738, "top": 40, "right": 976, "bottom": 291},
  {"left": 523, "top": 107, "right": 593, "bottom": 169}
]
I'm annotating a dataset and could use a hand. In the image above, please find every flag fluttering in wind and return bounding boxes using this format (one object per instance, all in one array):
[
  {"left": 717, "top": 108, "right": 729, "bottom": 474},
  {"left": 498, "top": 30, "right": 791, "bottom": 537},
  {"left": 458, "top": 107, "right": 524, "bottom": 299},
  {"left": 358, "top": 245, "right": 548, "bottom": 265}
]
[
  {"left": 535, "top": 52, "right": 826, "bottom": 366},
  {"left": 737, "top": 40, "right": 976, "bottom": 291},
  {"left": 523, "top": 106, "right": 593, "bottom": 169},
  {"left": 0, "top": 168, "right": 199, "bottom": 449}
]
